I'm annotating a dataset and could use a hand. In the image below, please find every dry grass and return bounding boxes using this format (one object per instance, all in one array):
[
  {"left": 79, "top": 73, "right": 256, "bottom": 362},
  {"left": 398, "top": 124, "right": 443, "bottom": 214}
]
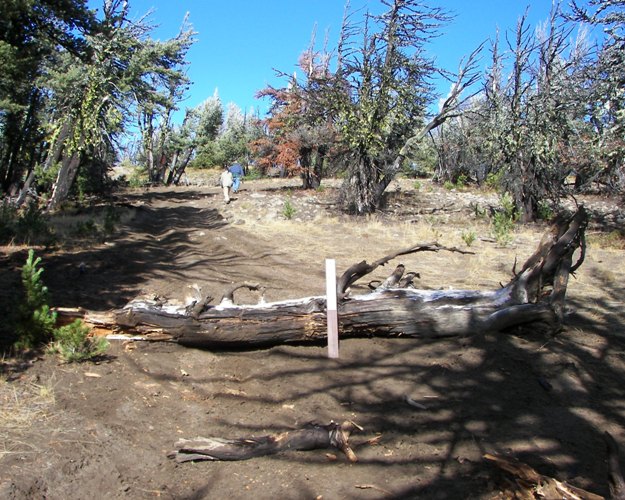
[
  {"left": 240, "top": 205, "right": 552, "bottom": 293},
  {"left": 0, "top": 373, "right": 56, "bottom": 455},
  {"left": 586, "top": 230, "right": 625, "bottom": 250},
  {"left": 0, "top": 243, "right": 39, "bottom": 256}
]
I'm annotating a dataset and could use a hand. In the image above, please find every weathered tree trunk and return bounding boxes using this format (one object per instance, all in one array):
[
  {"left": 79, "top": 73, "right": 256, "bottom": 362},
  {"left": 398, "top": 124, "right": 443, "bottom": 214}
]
[
  {"left": 301, "top": 147, "right": 325, "bottom": 190},
  {"left": 167, "top": 146, "right": 194, "bottom": 185},
  {"left": 47, "top": 149, "right": 82, "bottom": 210},
  {"left": 16, "top": 120, "right": 71, "bottom": 207},
  {"left": 58, "top": 208, "right": 588, "bottom": 349}
]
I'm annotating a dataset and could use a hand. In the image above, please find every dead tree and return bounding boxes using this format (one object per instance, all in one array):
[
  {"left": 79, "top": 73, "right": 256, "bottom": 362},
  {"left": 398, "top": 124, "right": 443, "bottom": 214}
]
[{"left": 57, "top": 207, "right": 588, "bottom": 349}]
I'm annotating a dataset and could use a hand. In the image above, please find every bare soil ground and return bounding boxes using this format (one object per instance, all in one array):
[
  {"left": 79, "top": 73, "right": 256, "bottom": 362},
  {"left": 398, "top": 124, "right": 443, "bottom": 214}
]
[{"left": 1, "top": 175, "right": 625, "bottom": 499}]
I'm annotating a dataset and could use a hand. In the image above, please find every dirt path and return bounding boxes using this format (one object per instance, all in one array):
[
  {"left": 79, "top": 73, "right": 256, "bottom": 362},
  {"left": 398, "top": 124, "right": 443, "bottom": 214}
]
[{"left": 1, "top": 178, "right": 625, "bottom": 499}]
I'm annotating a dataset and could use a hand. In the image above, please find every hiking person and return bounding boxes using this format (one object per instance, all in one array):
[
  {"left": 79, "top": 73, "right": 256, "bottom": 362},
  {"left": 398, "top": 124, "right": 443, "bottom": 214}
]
[
  {"left": 220, "top": 164, "right": 233, "bottom": 204},
  {"left": 229, "top": 162, "right": 244, "bottom": 193}
]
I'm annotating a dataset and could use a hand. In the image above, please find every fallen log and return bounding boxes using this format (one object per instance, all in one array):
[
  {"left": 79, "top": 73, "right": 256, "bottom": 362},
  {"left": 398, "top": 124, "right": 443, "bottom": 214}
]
[
  {"left": 168, "top": 420, "right": 362, "bottom": 463},
  {"left": 57, "top": 207, "right": 588, "bottom": 349}
]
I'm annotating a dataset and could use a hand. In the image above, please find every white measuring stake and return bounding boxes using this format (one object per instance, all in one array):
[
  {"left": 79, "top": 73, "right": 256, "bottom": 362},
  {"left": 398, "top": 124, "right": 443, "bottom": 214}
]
[{"left": 325, "top": 258, "right": 339, "bottom": 359}]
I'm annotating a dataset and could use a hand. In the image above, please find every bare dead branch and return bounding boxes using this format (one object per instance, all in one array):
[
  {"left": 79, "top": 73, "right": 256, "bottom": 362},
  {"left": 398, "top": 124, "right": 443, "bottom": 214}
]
[
  {"left": 337, "top": 243, "right": 474, "bottom": 299},
  {"left": 220, "top": 282, "right": 266, "bottom": 305},
  {"left": 168, "top": 420, "right": 362, "bottom": 463}
]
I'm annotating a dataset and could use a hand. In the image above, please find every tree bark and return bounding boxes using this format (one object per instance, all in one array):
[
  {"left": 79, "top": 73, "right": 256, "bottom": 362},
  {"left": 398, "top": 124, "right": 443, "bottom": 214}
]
[
  {"left": 57, "top": 208, "right": 588, "bottom": 349},
  {"left": 47, "top": 150, "right": 82, "bottom": 210},
  {"left": 16, "top": 119, "right": 71, "bottom": 207}
]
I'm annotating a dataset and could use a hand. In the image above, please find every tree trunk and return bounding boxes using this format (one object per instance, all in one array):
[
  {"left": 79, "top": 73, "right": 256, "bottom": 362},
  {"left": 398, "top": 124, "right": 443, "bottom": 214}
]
[
  {"left": 47, "top": 150, "right": 82, "bottom": 210},
  {"left": 16, "top": 120, "right": 72, "bottom": 207},
  {"left": 167, "top": 147, "right": 195, "bottom": 186},
  {"left": 312, "top": 147, "right": 326, "bottom": 188},
  {"left": 3, "top": 89, "right": 42, "bottom": 195},
  {"left": 301, "top": 147, "right": 324, "bottom": 190},
  {"left": 170, "top": 148, "right": 194, "bottom": 185},
  {"left": 342, "top": 156, "right": 378, "bottom": 214},
  {"left": 140, "top": 111, "right": 157, "bottom": 183},
  {"left": 58, "top": 208, "right": 587, "bottom": 349}
]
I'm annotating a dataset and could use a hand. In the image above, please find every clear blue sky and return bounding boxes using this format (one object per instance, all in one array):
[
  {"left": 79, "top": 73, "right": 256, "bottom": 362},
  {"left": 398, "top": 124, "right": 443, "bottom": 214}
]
[{"left": 90, "top": 0, "right": 593, "bottom": 120}]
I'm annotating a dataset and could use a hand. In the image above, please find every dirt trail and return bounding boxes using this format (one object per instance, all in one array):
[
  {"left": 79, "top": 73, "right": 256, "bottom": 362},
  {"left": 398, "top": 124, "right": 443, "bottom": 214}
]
[{"left": 1, "top": 178, "right": 625, "bottom": 499}]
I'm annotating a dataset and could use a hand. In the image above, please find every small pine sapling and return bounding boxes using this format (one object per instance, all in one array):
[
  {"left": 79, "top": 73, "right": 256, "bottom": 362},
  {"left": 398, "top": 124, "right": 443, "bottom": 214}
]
[{"left": 15, "top": 250, "right": 57, "bottom": 348}]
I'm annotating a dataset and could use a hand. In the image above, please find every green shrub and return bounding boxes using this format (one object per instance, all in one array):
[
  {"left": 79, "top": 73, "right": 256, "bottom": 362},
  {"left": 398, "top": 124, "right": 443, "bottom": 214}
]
[
  {"left": 282, "top": 199, "right": 296, "bottom": 220},
  {"left": 443, "top": 180, "right": 455, "bottom": 190},
  {"left": 491, "top": 193, "right": 517, "bottom": 245},
  {"left": 127, "top": 167, "right": 148, "bottom": 188},
  {"left": 0, "top": 201, "right": 54, "bottom": 245},
  {"left": 0, "top": 200, "right": 18, "bottom": 242},
  {"left": 492, "top": 212, "right": 514, "bottom": 245},
  {"left": 537, "top": 201, "right": 554, "bottom": 221},
  {"left": 485, "top": 170, "right": 502, "bottom": 190},
  {"left": 71, "top": 219, "right": 98, "bottom": 238},
  {"left": 48, "top": 319, "right": 109, "bottom": 363},
  {"left": 13, "top": 251, "right": 109, "bottom": 360},
  {"left": 413, "top": 180, "right": 422, "bottom": 190},
  {"left": 15, "top": 250, "right": 57, "bottom": 348},
  {"left": 456, "top": 174, "right": 468, "bottom": 189},
  {"left": 472, "top": 203, "right": 488, "bottom": 220},
  {"left": 461, "top": 229, "right": 476, "bottom": 247},
  {"left": 103, "top": 205, "right": 120, "bottom": 234},
  {"left": 244, "top": 168, "right": 263, "bottom": 181},
  {"left": 34, "top": 162, "right": 60, "bottom": 193},
  {"left": 17, "top": 202, "right": 53, "bottom": 244}
]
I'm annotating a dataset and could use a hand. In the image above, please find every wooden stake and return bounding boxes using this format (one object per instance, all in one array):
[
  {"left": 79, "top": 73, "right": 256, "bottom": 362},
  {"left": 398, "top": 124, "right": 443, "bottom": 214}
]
[{"left": 326, "top": 259, "right": 339, "bottom": 358}]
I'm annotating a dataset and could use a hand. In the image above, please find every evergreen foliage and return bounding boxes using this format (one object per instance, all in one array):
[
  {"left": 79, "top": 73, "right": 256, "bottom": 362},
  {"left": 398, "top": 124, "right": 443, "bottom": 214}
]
[
  {"left": 490, "top": 193, "right": 518, "bottom": 246},
  {"left": 0, "top": 200, "right": 54, "bottom": 245},
  {"left": 0, "top": 0, "right": 197, "bottom": 206},
  {"left": 48, "top": 319, "right": 109, "bottom": 363},
  {"left": 0, "top": 0, "right": 622, "bottom": 220},
  {"left": 15, "top": 250, "right": 57, "bottom": 348},
  {"left": 13, "top": 249, "right": 109, "bottom": 361}
]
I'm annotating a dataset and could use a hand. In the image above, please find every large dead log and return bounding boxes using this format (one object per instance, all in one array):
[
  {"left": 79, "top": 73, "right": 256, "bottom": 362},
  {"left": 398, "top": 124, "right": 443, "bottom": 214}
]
[{"left": 57, "top": 207, "right": 588, "bottom": 349}]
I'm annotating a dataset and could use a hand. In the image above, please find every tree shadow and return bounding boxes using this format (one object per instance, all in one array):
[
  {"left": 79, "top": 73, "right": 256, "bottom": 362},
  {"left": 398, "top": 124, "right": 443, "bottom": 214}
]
[
  {"left": 3, "top": 185, "right": 623, "bottom": 498},
  {"left": 127, "top": 295, "right": 625, "bottom": 497},
  {"left": 38, "top": 191, "right": 229, "bottom": 310}
]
